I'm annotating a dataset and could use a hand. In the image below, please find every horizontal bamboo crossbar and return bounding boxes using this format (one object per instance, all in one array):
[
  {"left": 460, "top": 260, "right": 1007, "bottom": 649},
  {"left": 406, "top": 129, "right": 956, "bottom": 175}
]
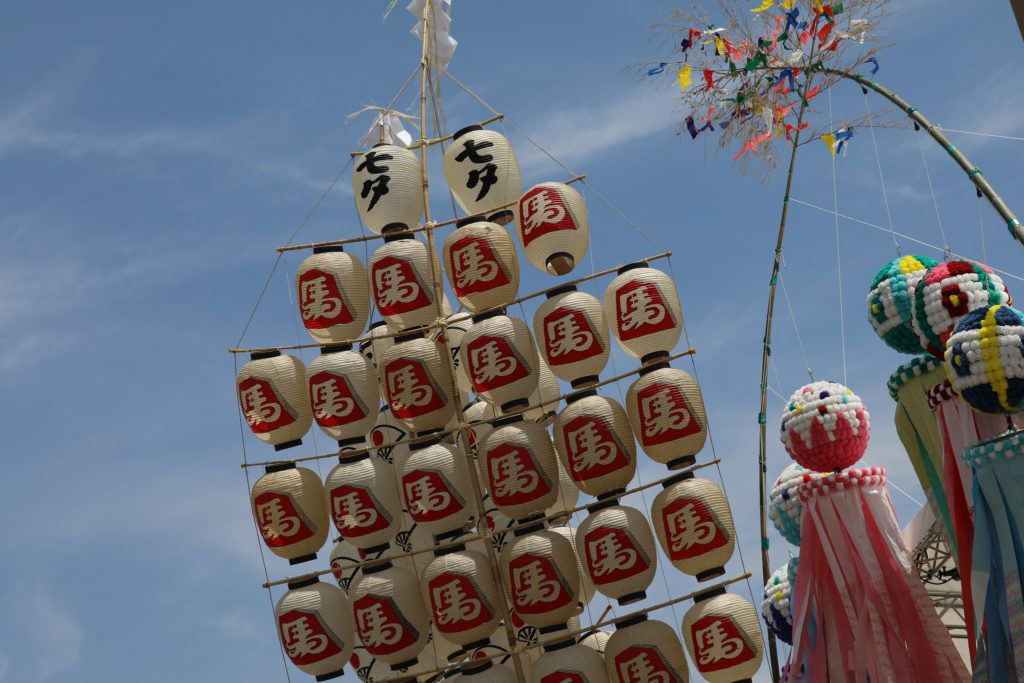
[{"left": 348, "top": 114, "right": 505, "bottom": 157}]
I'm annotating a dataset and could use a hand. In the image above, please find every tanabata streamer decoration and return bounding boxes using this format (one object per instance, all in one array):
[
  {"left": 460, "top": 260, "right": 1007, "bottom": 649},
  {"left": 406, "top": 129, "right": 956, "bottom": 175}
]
[
  {"left": 250, "top": 463, "right": 329, "bottom": 565},
  {"left": 866, "top": 255, "right": 939, "bottom": 355},
  {"left": 768, "top": 463, "right": 821, "bottom": 546},
  {"left": 780, "top": 381, "right": 870, "bottom": 472},
  {"left": 787, "top": 468, "right": 969, "bottom": 683},
  {"left": 275, "top": 577, "right": 355, "bottom": 680},
  {"left": 911, "top": 259, "right": 1011, "bottom": 360},
  {"left": 946, "top": 304, "right": 1024, "bottom": 414},
  {"left": 351, "top": 143, "right": 424, "bottom": 235},
  {"left": 761, "top": 562, "right": 794, "bottom": 645},
  {"left": 237, "top": 351, "right": 313, "bottom": 451},
  {"left": 295, "top": 246, "right": 370, "bottom": 344}
]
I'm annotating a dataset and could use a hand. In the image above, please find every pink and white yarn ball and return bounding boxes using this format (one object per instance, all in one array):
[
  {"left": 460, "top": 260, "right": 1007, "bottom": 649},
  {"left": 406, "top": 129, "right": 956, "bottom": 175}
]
[{"left": 780, "top": 381, "right": 870, "bottom": 473}]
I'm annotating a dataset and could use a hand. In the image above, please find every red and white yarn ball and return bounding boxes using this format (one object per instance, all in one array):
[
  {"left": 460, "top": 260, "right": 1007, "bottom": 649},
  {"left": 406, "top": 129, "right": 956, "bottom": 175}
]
[
  {"left": 768, "top": 464, "right": 822, "bottom": 546},
  {"left": 780, "top": 381, "right": 870, "bottom": 472}
]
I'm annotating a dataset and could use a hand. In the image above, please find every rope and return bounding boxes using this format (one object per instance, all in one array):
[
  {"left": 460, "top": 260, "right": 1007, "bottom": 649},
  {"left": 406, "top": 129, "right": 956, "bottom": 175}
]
[
  {"left": 939, "top": 128, "right": 1024, "bottom": 142},
  {"left": 914, "top": 125, "right": 951, "bottom": 260},
  {"left": 978, "top": 193, "right": 988, "bottom": 266},
  {"left": 778, "top": 271, "right": 813, "bottom": 382},
  {"left": 829, "top": 89, "right": 848, "bottom": 386},
  {"left": 861, "top": 90, "right": 900, "bottom": 255}
]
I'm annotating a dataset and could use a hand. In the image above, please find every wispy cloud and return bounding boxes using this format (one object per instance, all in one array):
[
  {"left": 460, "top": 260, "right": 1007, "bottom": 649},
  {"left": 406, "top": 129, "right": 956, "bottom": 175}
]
[{"left": 27, "top": 590, "right": 83, "bottom": 678}]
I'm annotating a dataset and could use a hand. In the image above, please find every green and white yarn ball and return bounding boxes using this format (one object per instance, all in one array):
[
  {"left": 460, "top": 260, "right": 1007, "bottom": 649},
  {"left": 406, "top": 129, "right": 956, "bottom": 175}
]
[
  {"left": 867, "top": 255, "right": 938, "bottom": 354},
  {"left": 768, "top": 464, "right": 821, "bottom": 546},
  {"left": 761, "top": 563, "right": 794, "bottom": 645},
  {"left": 786, "top": 555, "right": 799, "bottom": 587}
]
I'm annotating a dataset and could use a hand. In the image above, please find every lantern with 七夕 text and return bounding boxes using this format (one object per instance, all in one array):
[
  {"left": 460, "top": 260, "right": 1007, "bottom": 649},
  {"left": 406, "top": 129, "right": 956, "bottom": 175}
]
[
  {"left": 604, "top": 616, "right": 689, "bottom": 683},
  {"left": 306, "top": 344, "right": 379, "bottom": 448},
  {"left": 295, "top": 246, "right": 370, "bottom": 345},
  {"left": 500, "top": 524, "right": 581, "bottom": 634},
  {"left": 443, "top": 125, "right": 522, "bottom": 220},
  {"left": 369, "top": 233, "right": 443, "bottom": 331},
  {"left": 626, "top": 362, "right": 707, "bottom": 469},
  {"left": 250, "top": 463, "right": 329, "bottom": 565},
  {"left": 516, "top": 182, "right": 589, "bottom": 276},
  {"left": 351, "top": 143, "right": 424, "bottom": 235},
  {"left": 479, "top": 414, "right": 560, "bottom": 522},
  {"left": 553, "top": 390, "right": 637, "bottom": 498},
  {"left": 604, "top": 264, "right": 682, "bottom": 366},
  {"left": 324, "top": 453, "right": 402, "bottom": 554},
  {"left": 275, "top": 577, "right": 355, "bottom": 681},
  {"left": 576, "top": 501, "right": 657, "bottom": 606},
  {"left": 380, "top": 331, "right": 456, "bottom": 435},
  {"left": 534, "top": 285, "right": 610, "bottom": 388},
  {"left": 461, "top": 311, "right": 539, "bottom": 413},
  {"left": 651, "top": 473, "right": 736, "bottom": 581},
  {"left": 682, "top": 588, "right": 764, "bottom": 683},
  {"left": 400, "top": 437, "right": 474, "bottom": 542},
  {"left": 237, "top": 351, "right": 313, "bottom": 451},
  {"left": 349, "top": 561, "right": 431, "bottom": 670},
  {"left": 443, "top": 218, "right": 520, "bottom": 314},
  {"left": 423, "top": 545, "right": 502, "bottom": 649}
]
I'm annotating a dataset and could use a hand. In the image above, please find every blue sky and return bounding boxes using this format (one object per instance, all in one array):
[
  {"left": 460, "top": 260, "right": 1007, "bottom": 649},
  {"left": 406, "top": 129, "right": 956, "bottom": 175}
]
[{"left": 2, "top": 1, "right": 1023, "bottom": 681}]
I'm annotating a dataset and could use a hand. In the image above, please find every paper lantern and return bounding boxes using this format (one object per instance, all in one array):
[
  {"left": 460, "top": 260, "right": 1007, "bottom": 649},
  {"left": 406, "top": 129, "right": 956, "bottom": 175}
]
[
  {"left": 767, "top": 464, "right": 821, "bottom": 547},
  {"left": 423, "top": 546, "right": 502, "bottom": 648},
  {"left": 761, "top": 563, "right": 793, "bottom": 646},
  {"left": 576, "top": 502, "right": 657, "bottom": 605},
  {"left": 651, "top": 473, "right": 736, "bottom": 581},
  {"left": 369, "top": 405, "right": 410, "bottom": 469},
  {"left": 350, "top": 562, "right": 431, "bottom": 669},
  {"left": 500, "top": 526, "right": 581, "bottom": 633},
  {"left": 549, "top": 525, "right": 596, "bottom": 613},
  {"left": 464, "top": 399, "right": 498, "bottom": 456},
  {"left": 531, "top": 641, "right": 610, "bottom": 683},
  {"left": 351, "top": 143, "right": 424, "bottom": 235},
  {"left": 682, "top": 588, "right": 763, "bottom": 683},
  {"left": 359, "top": 320, "right": 396, "bottom": 368},
  {"left": 461, "top": 311, "right": 539, "bottom": 412},
  {"left": 534, "top": 286, "right": 610, "bottom": 387},
  {"left": 251, "top": 463, "right": 329, "bottom": 564},
  {"left": 480, "top": 496, "right": 517, "bottom": 555},
  {"left": 626, "top": 363, "right": 707, "bottom": 469},
  {"left": 306, "top": 345, "right": 379, "bottom": 446},
  {"left": 275, "top": 577, "right": 355, "bottom": 681},
  {"left": 515, "top": 182, "right": 589, "bottom": 276},
  {"left": 443, "top": 125, "right": 522, "bottom": 220},
  {"left": 237, "top": 351, "right": 313, "bottom": 450},
  {"left": 400, "top": 438, "right": 474, "bottom": 542},
  {"left": 544, "top": 458, "right": 580, "bottom": 525},
  {"left": 580, "top": 629, "right": 612, "bottom": 655},
  {"left": 295, "top": 246, "right": 370, "bottom": 344},
  {"left": 525, "top": 355, "right": 561, "bottom": 424},
  {"left": 553, "top": 391, "right": 637, "bottom": 498},
  {"left": 450, "top": 661, "right": 520, "bottom": 682},
  {"left": 479, "top": 415, "right": 560, "bottom": 521},
  {"left": 328, "top": 539, "right": 371, "bottom": 595},
  {"left": 369, "top": 233, "right": 443, "bottom": 331},
  {"left": 780, "top": 381, "right": 870, "bottom": 472},
  {"left": 604, "top": 264, "right": 682, "bottom": 364},
  {"left": 443, "top": 218, "right": 520, "bottom": 313},
  {"left": 380, "top": 331, "right": 456, "bottom": 435},
  {"left": 911, "top": 259, "right": 1011, "bottom": 360},
  {"left": 866, "top": 255, "right": 939, "bottom": 354},
  {"left": 604, "top": 616, "right": 689, "bottom": 683},
  {"left": 349, "top": 643, "right": 444, "bottom": 683},
  {"left": 946, "top": 304, "right": 1024, "bottom": 414},
  {"left": 432, "top": 312, "right": 475, "bottom": 394},
  {"left": 325, "top": 453, "right": 402, "bottom": 553}
]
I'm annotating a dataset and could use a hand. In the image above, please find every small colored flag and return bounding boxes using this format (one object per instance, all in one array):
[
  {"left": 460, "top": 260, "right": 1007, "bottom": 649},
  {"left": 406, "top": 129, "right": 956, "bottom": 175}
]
[{"left": 677, "top": 66, "right": 693, "bottom": 92}]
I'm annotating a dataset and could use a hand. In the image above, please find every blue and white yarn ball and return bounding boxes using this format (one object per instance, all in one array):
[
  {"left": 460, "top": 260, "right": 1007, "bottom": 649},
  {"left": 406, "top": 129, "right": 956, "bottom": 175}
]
[
  {"left": 946, "top": 304, "right": 1024, "bottom": 415},
  {"left": 761, "top": 562, "right": 794, "bottom": 645},
  {"left": 768, "top": 464, "right": 820, "bottom": 546}
]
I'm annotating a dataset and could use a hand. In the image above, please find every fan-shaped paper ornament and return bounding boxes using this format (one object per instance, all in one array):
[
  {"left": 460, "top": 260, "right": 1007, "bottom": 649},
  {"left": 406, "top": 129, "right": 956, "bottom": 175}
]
[
  {"left": 866, "top": 255, "right": 938, "bottom": 354},
  {"left": 324, "top": 453, "right": 402, "bottom": 553},
  {"left": 525, "top": 355, "right": 561, "bottom": 424},
  {"left": 251, "top": 463, "right": 329, "bottom": 564},
  {"left": 911, "top": 259, "right": 1011, "bottom": 360},
  {"left": 780, "top": 381, "right": 870, "bottom": 472},
  {"left": 432, "top": 311, "right": 475, "bottom": 394},
  {"left": 369, "top": 405, "right": 410, "bottom": 468},
  {"left": 531, "top": 640, "right": 610, "bottom": 683},
  {"left": 359, "top": 320, "right": 396, "bottom": 369},
  {"left": 946, "top": 304, "right": 1024, "bottom": 414},
  {"left": 549, "top": 525, "right": 596, "bottom": 613},
  {"left": 350, "top": 562, "right": 430, "bottom": 669},
  {"left": 553, "top": 390, "right": 637, "bottom": 498},
  {"left": 544, "top": 457, "right": 580, "bottom": 525},
  {"left": 306, "top": 345, "right": 379, "bottom": 447},
  {"left": 369, "top": 233, "right": 443, "bottom": 331},
  {"left": 479, "top": 415, "right": 560, "bottom": 522},
  {"left": 464, "top": 399, "right": 499, "bottom": 456},
  {"left": 515, "top": 182, "right": 589, "bottom": 276},
  {"left": 533, "top": 286, "right": 610, "bottom": 388},
  {"left": 328, "top": 538, "right": 371, "bottom": 595},
  {"left": 380, "top": 331, "right": 456, "bottom": 435},
  {"left": 237, "top": 351, "right": 313, "bottom": 450},
  {"left": 443, "top": 218, "right": 520, "bottom": 314},
  {"left": 626, "top": 363, "right": 707, "bottom": 469},
  {"left": 682, "top": 588, "right": 764, "bottom": 683},
  {"left": 461, "top": 311, "right": 539, "bottom": 412},
  {"left": 351, "top": 143, "right": 425, "bottom": 235},
  {"left": 443, "top": 125, "right": 521, "bottom": 218},
  {"left": 576, "top": 502, "right": 657, "bottom": 605},
  {"left": 500, "top": 525, "right": 581, "bottom": 633},
  {"left": 651, "top": 473, "right": 736, "bottom": 581},
  {"left": 296, "top": 246, "right": 371, "bottom": 344},
  {"left": 400, "top": 438, "right": 474, "bottom": 542},
  {"left": 481, "top": 495, "right": 518, "bottom": 555},
  {"left": 604, "top": 616, "right": 689, "bottom": 683},
  {"left": 423, "top": 546, "right": 502, "bottom": 648},
  {"left": 768, "top": 464, "right": 821, "bottom": 546},
  {"left": 604, "top": 264, "right": 683, "bottom": 365},
  {"left": 761, "top": 563, "right": 794, "bottom": 645},
  {"left": 275, "top": 577, "right": 355, "bottom": 680}
]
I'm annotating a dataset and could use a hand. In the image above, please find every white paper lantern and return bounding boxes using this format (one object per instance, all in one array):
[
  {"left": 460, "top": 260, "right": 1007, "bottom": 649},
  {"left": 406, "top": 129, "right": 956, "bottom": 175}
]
[
  {"left": 464, "top": 399, "right": 499, "bottom": 456},
  {"left": 531, "top": 641, "right": 610, "bottom": 683},
  {"left": 251, "top": 463, "right": 329, "bottom": 564},
  {"left": 352, "top": 143, "right": 425, "bottom": 235},
  {"left": 275, "top": 577, "right": 355, "bottom": 680},
  {"left": 443, "top": 218, "right": 520, "bottom": 314},
  {"left": 237, "top": 351, "right": 313, "bottom": 450},
  {"left": 651, "top": 473, "right": 736, "bottom": 581},
  {"left": 682, "top": 589, "right": 764, "bottom": 683},
  {"left": 431, "top": 312, "right": 475, "bottom": 394},
  {"left": 401, "top": 438, "right": 475, "bottom": 542},
  {"left": 576, "top": 502, "right": 657, "bottom": 605},
  {"left": 380, "top": 331, "right": 456, "bottom": 435},
  {"left": 369, "top": 405, "right": 410, "bottom": 469},
  {"left": 295, "top": 246, "right": 371, "bottom": 344},
  {"left": 534, "top": 285, "right": 610, "bottom": 387},
  {"left": 500, "top": 526, "right": 581, "bottom": 632},
  {"left": 350, "top": 562, "right": 431, "bottom": 669},
  {"left": 604, "top": 264, "right": 682, "bottom": 364},
  {"left": 479, "top": 415, "right": 560, "bottom": 522},
  {"left": 423, "top": 547, "right": 502, "bottom": 648},
  {"left": 580, "top": 629, "right": 612, "bottom": 655},
  {"left": 328, "top": 538, "right": 371, "bottom": 595},
  {"left": 325, "top": 453, "right": 402, "bottom": 553},
  {"left": 442, "top": 125, "right": 522, "bottom": 220},
  {"left": 359, "top": 320, "right": 397, "bottom": 368},
  {"left": 626, "top": 363, "right": 707, "bottom": 469},
  {"left": 604, "top": 617, "right": 689, "bottom": 683},
  {"left": 515, "top": 182, "right": 589, "bottom": 276},
  {"left": 549, "top": 525, "right": 596, "bottom": 613},
  {"left": 449, "top": 660, "right": 520, "bottom": 682},
  {"left": 461, "top": 311, "right": 540, "bottom": 412},
  {"left": 545, "top": 457, "right": 581, "bottom": 525},
  {"left": 525, "top": 354, "right": 561, "bottom": 424},
  {"left": 306, "top": 345, "right": 379, "bottom": 447},
  {"left": 553, "top": 391, "right": 637, "bottom": 498},
  {"left": 369, "top": 233, "right": 443, "bottom": 331}
]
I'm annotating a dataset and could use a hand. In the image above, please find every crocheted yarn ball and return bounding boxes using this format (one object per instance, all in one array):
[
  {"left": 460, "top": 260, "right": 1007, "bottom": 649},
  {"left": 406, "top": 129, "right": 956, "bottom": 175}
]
[
  {"left": 780, "top": 381, "right": 870, "bottom": 472},
  {"left": 768, "top": 464, "right": 821, "bottom": 546},
  {"left": 911, "top": 260, "right": 1011, "bottom": 360},
  {"left": 867, "top": 255, "right": 938, "bottom": 354},
  {"left": 786, "top": 555, "right": 799, "bottom": 587},
  {"left": 761, "top": 563, "right": 794, "bottom": 645},
  {"left": 946, "top": 304, "right": 1024, "bottom": 414}
]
